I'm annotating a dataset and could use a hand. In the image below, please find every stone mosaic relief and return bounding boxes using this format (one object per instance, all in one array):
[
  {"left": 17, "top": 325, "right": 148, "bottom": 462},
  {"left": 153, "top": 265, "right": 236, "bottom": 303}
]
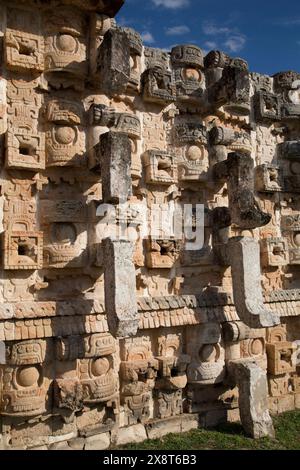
[{"left": 0, "top": 0, "right": 299, "bottom": 449}]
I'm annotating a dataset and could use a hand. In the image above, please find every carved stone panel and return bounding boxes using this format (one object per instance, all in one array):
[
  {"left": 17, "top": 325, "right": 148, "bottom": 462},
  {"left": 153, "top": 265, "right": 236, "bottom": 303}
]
[{"left": 3, "top": 231, "right": 43, "bottom": 270}]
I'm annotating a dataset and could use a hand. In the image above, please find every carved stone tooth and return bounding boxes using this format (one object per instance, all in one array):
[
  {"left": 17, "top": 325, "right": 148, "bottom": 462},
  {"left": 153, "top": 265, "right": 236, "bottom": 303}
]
[
  {"left": 227, "top": 237, "right": 280, "bottom": 328},
  {"left": 98, "top": 131, "right": 132, "bottom": 203},
  {"left": 103, "top": 238, "right": 139, "bottom": 338}
]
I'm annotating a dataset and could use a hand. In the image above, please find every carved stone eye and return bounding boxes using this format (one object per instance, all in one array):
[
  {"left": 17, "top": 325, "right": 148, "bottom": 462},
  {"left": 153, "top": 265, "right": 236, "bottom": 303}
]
[
  {"left": 91, "top": 357, "right": 110, "bottom": 377},
  {"left": 183, "top": 68, "right": 201, "bottom": 81},
  {"left": 55, "top": 126, "right": 76, "bottom": 145},
  {"left": 251, "top": 338, "right": 264, "bottom": 356},
  {"left": 130, "top": 55, "right": 138, "bottom": 70},
  {"left": 51, "top": 222, "right": 77, "bottom": 244},
  {"left": 290, "top": 161, "right": 300, "bottom": 175},
  {"left": 186, "top": 145, "right": 204, "bottom": 161},
  {"left": 166, "top": 346, "right": 176, "bottom": 358},
  {"left": 288, "top": 88, "right": 300, "bottom": 104},
  {"left": 294, "top": 233, "right": 300, "bottom": 247},
  {"left": 17, "top": 366, "right": 39, "bottom": 387},
  {"left": 199, "top": 344, "right": 218, "bottom": 363},
  {"left": 58, "top": 34, "right": 77, "bottom": 53}
]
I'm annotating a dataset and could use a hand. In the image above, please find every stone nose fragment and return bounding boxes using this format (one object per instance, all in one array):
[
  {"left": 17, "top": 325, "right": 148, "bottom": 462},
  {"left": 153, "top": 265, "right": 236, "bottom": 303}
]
[{"left": 214, "top": 152, "right": 271, "bottom": 229}]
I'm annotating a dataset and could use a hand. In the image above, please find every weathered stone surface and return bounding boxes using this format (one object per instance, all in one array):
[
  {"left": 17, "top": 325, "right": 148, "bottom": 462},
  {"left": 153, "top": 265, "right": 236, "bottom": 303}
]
[
  {"left": 49, "top": 432, "right": 77, "bottom": 445},
  {"left": 67, "top": 437, "right": 85, "bottom": 450},
  {"left": 84, "top": 432, "right": 110, "bottom": 450},
  {"left": 0, "top": 0, "right": 300, "bottom": 450},
  {"left": 214, "top": 153, "right": 271, "bottom": 229},
  {"left": 210, "top": 66, "right": 251, "bottom": 115},
  {"left": 227, "top": 408, "right": 240, "bottom": 423},
  {"left": 228, "top": 237, "right": 280, "bottom": 328},
  {"left": 103, "top": 238, "right": 139, "bottom": 337},
  {"left": 146, "top": 416, "right": 182, "bottom": 440},
  {"left": 181, "top": 414, "right": 199, "bottom": 433},
  {"left": 116, "top": 424, "right": 147, "bottom": 446},
  {"left": 231, "top": 360, "right": 275, "bottom": 439},
  {"left": 98, "top": 28, "right": 130, "bottom": 95},
  {"left": 294, "top": 393, "right": 300, "bottom": 409},
  {"left": 199, "top": 409, "right": 227, "bottom": 428},
  {"left": 99, "top": 131, "right": 132, "bottom": 203},
  {"left": 141, "top": 414, "right": 198, "bottom": 440},
  {"left": 30, "top": 445, "right": 49, "bottom": 451},
  {"left": 49, "top": 441, "right": 73, "bottom": 451}
]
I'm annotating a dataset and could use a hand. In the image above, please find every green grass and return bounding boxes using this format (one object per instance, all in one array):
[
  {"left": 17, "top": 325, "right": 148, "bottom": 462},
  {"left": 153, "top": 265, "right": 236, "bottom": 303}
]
[{"left": 114, "top": 411, "right": 300, "bottom": 450}]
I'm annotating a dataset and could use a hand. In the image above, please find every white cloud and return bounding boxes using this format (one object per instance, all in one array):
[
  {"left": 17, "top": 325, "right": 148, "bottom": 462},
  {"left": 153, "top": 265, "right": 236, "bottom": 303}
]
[
  {"left": 165, "top": 25, "right": 190, "bottom": 36},
  {"left": 152, "top": 0, "right": 190, "bottom": 9},
  {"left": 141, "top": 31, "right": 155, "bottom": 44},
  {"left": 275, "top": 17, "right": 300, "bottom": 26},
  {"left": 202, "top": 20, "right": 246, "bottom": 54},
  {"left": 204, "top": 41, "right": 218, "bottom": 49},
  {"left": 118, "top": 16, "right": 132, "bottom": 27},
  {"left": 224, "top": 35, "right": 246, "bottom": 53},
  {"left": 202, "top": 22, "right": 232, "bottom": 36}
]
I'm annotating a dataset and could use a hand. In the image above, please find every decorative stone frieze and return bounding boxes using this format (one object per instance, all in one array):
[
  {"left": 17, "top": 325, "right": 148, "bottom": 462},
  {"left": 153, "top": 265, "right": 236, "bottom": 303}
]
[{"left": 0, "top": 0, "right": 299, "bottom": 449}]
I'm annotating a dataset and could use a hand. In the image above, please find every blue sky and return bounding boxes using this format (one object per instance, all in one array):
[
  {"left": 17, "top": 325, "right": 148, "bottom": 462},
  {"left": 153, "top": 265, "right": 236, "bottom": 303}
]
[{"left": 116, "top": 0, "right": 300, "bottom": 75}]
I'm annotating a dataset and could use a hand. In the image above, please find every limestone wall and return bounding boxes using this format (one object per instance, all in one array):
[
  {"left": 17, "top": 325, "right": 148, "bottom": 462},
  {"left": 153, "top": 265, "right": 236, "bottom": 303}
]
[{"left": 0, "top": 0, "right": 299, "bottom": 450}]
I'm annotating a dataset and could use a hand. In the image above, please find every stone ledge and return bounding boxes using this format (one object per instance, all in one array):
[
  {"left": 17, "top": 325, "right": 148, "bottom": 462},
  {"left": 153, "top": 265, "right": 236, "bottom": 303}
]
[
  {"left": 84, "top": 432, "right": 110, "bottom": 450},
  {"left": 115, "top": 424, "right": 147, "bottom": 446},
  {"left": 145, "top": 414, "right": 199, "bottom": 440}
]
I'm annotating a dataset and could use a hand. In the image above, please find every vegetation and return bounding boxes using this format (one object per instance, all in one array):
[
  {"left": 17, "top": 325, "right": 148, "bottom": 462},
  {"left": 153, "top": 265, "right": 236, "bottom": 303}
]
[{"left": 115, "top": 411, "right": 300, "bottom": 450}]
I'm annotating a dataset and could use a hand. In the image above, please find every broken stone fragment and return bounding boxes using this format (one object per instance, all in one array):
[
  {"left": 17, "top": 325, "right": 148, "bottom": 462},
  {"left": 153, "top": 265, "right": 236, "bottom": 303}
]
[
  {"left": 103, "top": 238, "right": 139, "bottom": 338},
  {"left": 230, "top": 359, "right": 275, "bottom": 439},
  {"left": 227, "top": 237, "right": 280, "bottom": 328},
  {"left": 98, "top": 28, "right": 130, "bottom": 95},
  {"left": 214, "top": 152, "right": 271, "bottom": 229},
  {"left": 99, "top": 131, "right": 132, "bottom": 203}
]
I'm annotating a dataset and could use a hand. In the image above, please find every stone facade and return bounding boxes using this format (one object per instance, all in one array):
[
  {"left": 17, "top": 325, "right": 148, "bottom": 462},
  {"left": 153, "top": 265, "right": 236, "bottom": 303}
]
[{"left": 0, "top": 0, "right": 299, "bottom": 450}]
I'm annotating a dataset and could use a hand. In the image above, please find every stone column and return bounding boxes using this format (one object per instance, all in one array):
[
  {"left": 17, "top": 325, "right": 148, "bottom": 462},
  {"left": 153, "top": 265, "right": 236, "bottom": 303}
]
[
  {"left": 230, "top": 359, "right": 275, "bottom": 439},
  {"left": 103, "top": 238, "right": 139, "bottom": 338}
]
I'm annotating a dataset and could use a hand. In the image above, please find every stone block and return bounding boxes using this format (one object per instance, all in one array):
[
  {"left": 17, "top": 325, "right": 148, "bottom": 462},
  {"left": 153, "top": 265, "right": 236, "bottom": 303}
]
[
  {"left": 146, "top": 416, "right": 182, "bottom": 440},
  {"left": 231, "top": 360, "right": 275, "bottom": 438},
  {"left": 84, "top": 432, "right": 110, "bottom": 450},
  {"left": 30, "top": 445, "right": 48, "bottom": 451},
  {"left": 103, "top": 238, "right": 139, "bottom": 338},
  {"left": 181, "top": 414, "right": 199, "bottom": 433},
  {"left": 116, "top": 425, "right": 147, "bottom": 446},
  {"left": 98, "top": 28, "right": 130, "bottom": 95},
  {"left": 277, "top": 394, "right": 295, "bottom": 414},
  {"left": 49, "top": 441, "right": 72, "bottom": 451},
  {"left": 199, "top": 409, "right": 227, "bottom": 428},
  {"left": 227, "top": 408, "right": 240, "bottom": 423},
  {"left": 266, "top": 342, "right": 296, "bottom": 375},
  {"left": 67, "top": 437, "right": 86, "bottom": 450},
  {"left": 295, "top": 393, "right": 300, "bottom": 409},
  {"left": 49, "top": 432, "right": 77, "bottom": 445},
  {"left": 99, "top": 131, "right": 132, "bottom": 203}
]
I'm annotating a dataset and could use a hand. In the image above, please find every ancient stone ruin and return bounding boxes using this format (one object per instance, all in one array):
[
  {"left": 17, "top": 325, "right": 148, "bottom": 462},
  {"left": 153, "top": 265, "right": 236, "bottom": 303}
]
[{"left": 0, "top": 0, "right": 299, "bottom": 450}]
